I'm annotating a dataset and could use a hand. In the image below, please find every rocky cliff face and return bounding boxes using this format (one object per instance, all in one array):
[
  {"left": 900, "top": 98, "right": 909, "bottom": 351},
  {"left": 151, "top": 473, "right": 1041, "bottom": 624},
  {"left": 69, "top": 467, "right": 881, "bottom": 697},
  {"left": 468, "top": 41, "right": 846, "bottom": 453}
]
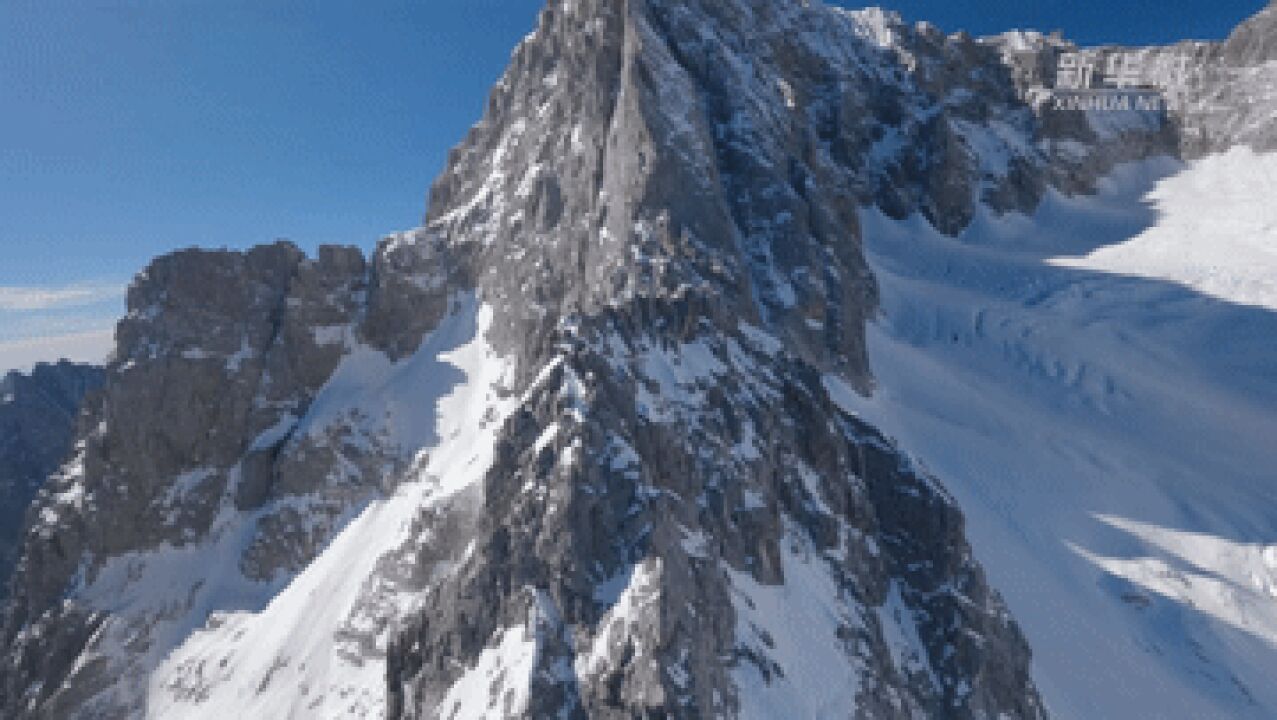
[
  {"left": 1, "top": 1, "right": 1275, "bottom": 719},
  {"left": 1186, "top": 1, "right": 1277, "bottom": 155},
  {"left": 0, "top": 239, "right": 467, "bottom": 717},
  {"left": 0, "top": 362, "right": 104, "bottom": 605},
  {"left": 1221, "top": 2, "right": 1277, "bottom": 66},
  {"left": 384, "top": 1, "right": 1070, "bottom": 715}
]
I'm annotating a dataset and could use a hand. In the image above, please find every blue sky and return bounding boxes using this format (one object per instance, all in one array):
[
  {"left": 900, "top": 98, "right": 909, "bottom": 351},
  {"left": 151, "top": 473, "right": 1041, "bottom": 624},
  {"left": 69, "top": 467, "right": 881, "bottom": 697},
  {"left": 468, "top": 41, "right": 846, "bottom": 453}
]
[{"left": 0, "top": 0, "right": 1265, "bottom": 372}]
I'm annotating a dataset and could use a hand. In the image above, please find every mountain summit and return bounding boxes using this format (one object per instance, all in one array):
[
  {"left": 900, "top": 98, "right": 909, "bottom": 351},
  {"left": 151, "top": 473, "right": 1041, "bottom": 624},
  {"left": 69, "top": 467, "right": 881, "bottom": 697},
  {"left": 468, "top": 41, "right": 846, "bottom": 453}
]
[{"left": 3, "top": 1, "right": 1277, "bottom": 718}]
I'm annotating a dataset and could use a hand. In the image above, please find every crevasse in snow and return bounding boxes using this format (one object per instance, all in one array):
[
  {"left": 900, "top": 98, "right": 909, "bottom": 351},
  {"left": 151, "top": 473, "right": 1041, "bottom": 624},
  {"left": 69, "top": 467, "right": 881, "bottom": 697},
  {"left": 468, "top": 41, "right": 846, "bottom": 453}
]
[{"left": 831, "top": 150, "right": 1277, "bottom": 719}]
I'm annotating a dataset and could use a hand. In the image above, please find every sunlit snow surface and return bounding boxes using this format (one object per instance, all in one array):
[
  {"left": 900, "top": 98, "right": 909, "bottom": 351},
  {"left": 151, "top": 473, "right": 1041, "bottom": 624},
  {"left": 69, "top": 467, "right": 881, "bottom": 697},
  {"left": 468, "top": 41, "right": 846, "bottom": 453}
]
[
  {"left": 832, "top": 150, "right": 1277, "bottom": 718},
  {"left": 1051, "top": 147, "right": 1277, "bottom": 312},
  {"left": 146, "top": 297, "right": 518, "bottom": 719}
]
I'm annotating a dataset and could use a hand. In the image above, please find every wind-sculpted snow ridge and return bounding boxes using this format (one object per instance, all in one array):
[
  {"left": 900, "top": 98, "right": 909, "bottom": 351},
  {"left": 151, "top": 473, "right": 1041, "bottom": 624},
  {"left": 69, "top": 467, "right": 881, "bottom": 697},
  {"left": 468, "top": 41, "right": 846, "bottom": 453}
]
[{"left": 3, "top": 0, "right": 1277, "bottom": 718}]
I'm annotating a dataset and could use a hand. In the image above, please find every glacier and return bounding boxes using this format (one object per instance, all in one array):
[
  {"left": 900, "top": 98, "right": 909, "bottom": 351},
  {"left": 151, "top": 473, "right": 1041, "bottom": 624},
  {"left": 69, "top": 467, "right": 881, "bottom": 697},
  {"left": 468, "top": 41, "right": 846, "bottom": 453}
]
[{"left": 832, "top": 149, "right": 1277, "bottom": 718}]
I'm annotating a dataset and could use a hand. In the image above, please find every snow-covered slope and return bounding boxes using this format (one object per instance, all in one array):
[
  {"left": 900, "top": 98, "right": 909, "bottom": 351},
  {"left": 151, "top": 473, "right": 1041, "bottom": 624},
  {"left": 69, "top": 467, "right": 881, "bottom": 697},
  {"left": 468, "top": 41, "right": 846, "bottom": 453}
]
[
  {"left": 146, "top": 297, "right": 517, "bottom": 719},
  {"left": 1052, "top": 147, "right": 1277, "bottom": 311},
  {"left": 831, "top": 150, "right": 1277, "bottom": 718}
]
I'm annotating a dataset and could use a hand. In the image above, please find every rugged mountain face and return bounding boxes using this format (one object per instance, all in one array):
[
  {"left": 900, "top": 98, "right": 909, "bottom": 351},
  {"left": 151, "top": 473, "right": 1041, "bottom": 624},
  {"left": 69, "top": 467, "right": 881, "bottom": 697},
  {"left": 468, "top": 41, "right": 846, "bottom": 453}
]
[
  {"left": 1, "top": 0, "right": 1275, "bottom": 718},
  {"left": 1221, "top": 1, "right": 1277, "bottom": 66},
  {"left": 0, "top": 362, "right": 104, "bottom": 604},
  {"left": 1184, "top": 1, "right": 1277, "bottom": 154},
  {"left": 0, "top": 241, "right": 466, "bottom": 718}
]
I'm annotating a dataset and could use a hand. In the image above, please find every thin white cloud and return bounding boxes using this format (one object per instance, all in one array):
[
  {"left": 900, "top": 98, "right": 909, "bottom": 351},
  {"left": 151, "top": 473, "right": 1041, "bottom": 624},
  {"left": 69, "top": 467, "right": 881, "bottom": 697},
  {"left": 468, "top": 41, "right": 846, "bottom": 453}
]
[
  {"left": 0, "top": 282, "right": 125, "bottom": 370},
  {"left": 0, "top": 328, "right": 116, "bottom": 374},
  {"left": 0, "top": 283, "right": 125, "bottom": 311}
]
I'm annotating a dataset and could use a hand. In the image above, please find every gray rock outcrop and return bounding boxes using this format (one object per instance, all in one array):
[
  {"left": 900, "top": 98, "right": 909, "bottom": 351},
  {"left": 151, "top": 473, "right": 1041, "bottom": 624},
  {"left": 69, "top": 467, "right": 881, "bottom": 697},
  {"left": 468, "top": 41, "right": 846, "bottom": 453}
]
[{"left": 0, "top": 362, "right": 104, "bottom": 605}]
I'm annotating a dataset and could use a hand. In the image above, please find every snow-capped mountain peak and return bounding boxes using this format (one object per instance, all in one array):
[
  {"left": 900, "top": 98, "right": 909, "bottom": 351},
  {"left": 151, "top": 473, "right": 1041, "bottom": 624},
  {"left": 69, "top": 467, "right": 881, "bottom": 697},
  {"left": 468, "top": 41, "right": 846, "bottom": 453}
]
[{"left": 3, "top": 1, "right": 1277, "bottom": 718}]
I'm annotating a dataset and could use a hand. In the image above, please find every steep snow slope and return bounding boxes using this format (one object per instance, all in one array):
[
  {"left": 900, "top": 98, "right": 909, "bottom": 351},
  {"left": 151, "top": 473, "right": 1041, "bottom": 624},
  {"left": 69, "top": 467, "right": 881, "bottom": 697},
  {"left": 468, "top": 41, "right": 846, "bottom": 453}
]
[
  {"left": 146, "top": 297, "right": 517, "bottom": 719},
  {"left": 830, "top": 151, "right": 1277, "bottom": 719}
]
